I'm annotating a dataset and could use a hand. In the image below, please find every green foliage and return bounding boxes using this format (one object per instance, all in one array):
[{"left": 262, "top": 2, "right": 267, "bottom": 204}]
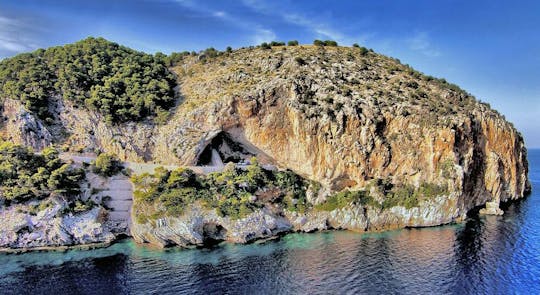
[
  {"left": 352, "top": 43, "right": 360, "bottom": 48},
  {"left": 165, "top": 51, "right": 190, "bottom": 66},
  {"left": 313, "top": 39, "right": 325, "bottom": 46},
  {"left": 382, "top": 182, "right": 448, "bottom": 209},
  {"left": 324, "top": 40, "right": 338, "bottom": 46},
  {"left": 315, "top": 190, "right": 376, "bottom": 211},
  {"left": 0, "top": 141, "right": 85, "bottom": 206},
  {"left": 260, "top": 42, "right": 271, "bottom": 50},
  {"left": 358, "top": 46, "right": 369, "bottom": 56},
  {"left": 200, "top": 47, "right": 220, "bottom": 59},
  {"left": 287, "top": 40, "right": 299, "bottom": 46},
  {"left": 132, "top": 161, "right": 312, "bottom": 221},
  {"left": 269, "top": 41, "right": 286, "bottom": 46},
  {"left": 313, "top": 40, "right": 338, "bottom": 47},
  {"left": 91, "top": 153, "right": 123, "bottom": 177},
  {"left": 0, "top": 37, "right": 176, "bottom": 123}
]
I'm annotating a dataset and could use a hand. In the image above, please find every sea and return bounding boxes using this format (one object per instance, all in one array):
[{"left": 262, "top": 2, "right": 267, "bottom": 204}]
[{"left": 1, "top": 150, "right": 539, "bottom": 294}]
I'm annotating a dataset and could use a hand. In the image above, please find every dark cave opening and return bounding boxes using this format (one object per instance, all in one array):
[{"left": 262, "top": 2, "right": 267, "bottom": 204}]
[{"left": 196, "top": 131, "right": 256, "bottom": 166}]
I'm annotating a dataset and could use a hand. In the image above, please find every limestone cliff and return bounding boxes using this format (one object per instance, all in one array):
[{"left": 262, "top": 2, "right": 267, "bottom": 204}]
[{"left": 1, "top": 44, "right": 530, "bottom": 248}]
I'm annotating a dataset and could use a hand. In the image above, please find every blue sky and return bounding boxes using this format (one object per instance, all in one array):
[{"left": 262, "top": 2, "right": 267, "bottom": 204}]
[{"left": 1, "top": 0, "right": 539, "bottom": 147}]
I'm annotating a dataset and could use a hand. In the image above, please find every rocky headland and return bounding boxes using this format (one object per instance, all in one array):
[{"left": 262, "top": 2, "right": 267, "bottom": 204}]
[{"left": 0, "top": 38, "right": 530, "bottom": 250}]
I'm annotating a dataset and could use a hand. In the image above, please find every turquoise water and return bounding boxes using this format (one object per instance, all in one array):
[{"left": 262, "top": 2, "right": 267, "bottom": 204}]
[{"left": 1, "top": 150, "right": 540, "bottom": 294}]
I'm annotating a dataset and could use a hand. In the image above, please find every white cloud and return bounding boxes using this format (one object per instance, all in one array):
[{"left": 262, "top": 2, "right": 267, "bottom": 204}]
[
  {"left": 213, "top": 11, "right": 227, "bottom": 18},
  {"left": 407, "top": 32, "right": 441, "bottom": 57},
  {"left": 241, "top": 1, "right": 370, "bottom": 46},
  {"left": 172, "top": 0, "right": 276, "bottom": 45},
  {"left": 252, "top": 28, "right": 276, "bottom": 44},
  {"left": 0, "top": 15, "right": 40, "bottom": 57}
]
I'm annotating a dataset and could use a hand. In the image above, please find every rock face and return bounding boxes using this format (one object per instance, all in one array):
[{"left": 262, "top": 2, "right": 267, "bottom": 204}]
[
  {"left": 0, "top": 200, "right": 115, "bottom": 249},
  {"left": 1, "top": 45, "right": 531, "bottom": 248},
  {"left": 131, "top": 194, "right": 462, "bottom": 248}
]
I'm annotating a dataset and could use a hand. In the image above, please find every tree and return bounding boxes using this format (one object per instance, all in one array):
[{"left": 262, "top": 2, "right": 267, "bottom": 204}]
[
  {"left": 0, "top": 37, "right": 177, "bottom": 124},
  {"left": 313, "top": 39, "right": 324, "bottom": 46},
  {"left": 324, "top": 40, "right": 338, "bottom": 46},
  {"left": 287, "top": 40, "right": 299, "bottom": 46},
  {"left": 260, "top": 42, "right": 271, "bottom": 50},
  {"left": 91, "top": 153, "right": 123, "bottom": 177},
  {"left": 358, "top": 46, "right": 369, "bottom": 56},
  {"left": 352, "top": 43, "right": 360, "bottom": 48}
]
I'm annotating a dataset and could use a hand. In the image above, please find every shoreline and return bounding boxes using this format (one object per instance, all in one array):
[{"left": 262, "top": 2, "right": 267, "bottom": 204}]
[
  {"left": 0, "top": 220, "right": 463, "bottom": 255},
  {"left": 2, "top": 196, "right": 528, "bottom": 255},
  {"left": 0, "top": 241, "right": 113, "bottom": 254}
]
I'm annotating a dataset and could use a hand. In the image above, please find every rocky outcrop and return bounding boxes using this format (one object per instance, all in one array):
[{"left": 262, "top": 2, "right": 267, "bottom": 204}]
[
  {"left": 131, "top": 205, "right": 291, "bottom": 247},
  {"left": 1, "top": 99, "right": 53, "bottom": 151},
  {"left": 132, "top": 193, "right": 464, "bottom": 248},
  {"left": 0, "top": 200, "right": 115, "bottom": 250},
  {"left": 1, "top": 45, "right": 531, "bottom": 248}
]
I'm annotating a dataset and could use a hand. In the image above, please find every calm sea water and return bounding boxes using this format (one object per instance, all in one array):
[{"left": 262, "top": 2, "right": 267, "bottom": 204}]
[{"left": 1, "top": 150, "right": 539, "bottom": 295}]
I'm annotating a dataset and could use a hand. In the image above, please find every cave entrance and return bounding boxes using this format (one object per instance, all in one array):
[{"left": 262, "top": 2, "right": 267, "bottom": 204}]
[
  {"left": 196, "top": 131, "right": 256, "bottom": 166},
  {"left": 202, "top": 222, "right": 227, "bottom": 246}
]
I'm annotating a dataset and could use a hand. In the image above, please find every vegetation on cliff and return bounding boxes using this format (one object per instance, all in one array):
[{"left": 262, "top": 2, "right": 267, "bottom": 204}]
[
  {"left": 132, "top": 159, "right": 310, "bottom": 222},
  {"left": 0, "top": 37, "right": 176, "bottom": 123},
  {"left": 90, "top": 153, "right": 123, "bottom": 177},
  {"left": 0, "top": 141, "right": 85, "bottom": 207}
]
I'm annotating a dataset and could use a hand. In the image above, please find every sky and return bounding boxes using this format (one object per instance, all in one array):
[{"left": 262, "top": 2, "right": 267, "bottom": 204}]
[{"left": 1, "top": 0, "right": 539, "bottom": 147}]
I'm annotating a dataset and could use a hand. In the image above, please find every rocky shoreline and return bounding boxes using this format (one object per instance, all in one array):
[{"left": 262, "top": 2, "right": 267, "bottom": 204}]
[{"left": 0, "top": 192, "right": 530, "bottom": 254}]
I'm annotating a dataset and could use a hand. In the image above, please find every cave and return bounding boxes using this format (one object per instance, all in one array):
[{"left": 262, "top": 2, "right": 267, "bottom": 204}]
[
  {"left": 197, "top": 131, "right": 256, "bottom": 166},
  {"left": 202, "top": 222, "right": 227, "bottom": 246}
]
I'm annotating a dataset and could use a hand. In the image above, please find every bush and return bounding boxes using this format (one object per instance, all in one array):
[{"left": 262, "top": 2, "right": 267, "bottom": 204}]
[
  {"left": 313, "top": 39, "right": 325, "bottom": 46},
  {"left": 0, "top": 142, "right": 85, "bottom": 206},
  {"left": 324, "top": 40, "right": 338, "bottom": 46},
  {"left": 260, "top": 42, "right": 271, "bottom": 50},
  {"left": 358, "top": 47, "right": 369, "bottom": 56},
  {"left": 287, "top": 40, "right": 299, "bottom": 46},
  {"left": 381, "top": 182, "right": 448, "bottom": 209},
  {"left": 131, "top": 161, "right": 313, "bottom": 220},
  {"left": 91, "top": 153, "right": 123, "bottom": 177},
  {"left": 352, "top": 43, "right": 360, "bottom": 48},
  {"left": 269, "top": 41, "right": 285, "bottom": 46},
  {"left": 315, "top": 190, "right": 376, "bottom": 211}
]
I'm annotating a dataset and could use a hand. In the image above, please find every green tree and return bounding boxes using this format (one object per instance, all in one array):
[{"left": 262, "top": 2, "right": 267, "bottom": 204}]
[
  {"left": 287, "top": 40, "right": 299, "bottom": 46},
  {"left": 313, "top": 39, "right": 325, "bottom": 46},
  {"left": 91, "top": 153, "right": 123, "bottom": 177}
]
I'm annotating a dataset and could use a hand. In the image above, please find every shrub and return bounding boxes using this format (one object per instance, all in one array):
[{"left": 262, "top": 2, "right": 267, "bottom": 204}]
[
  {"left": 0, "top": 141, "right": 85, "bottom": 206},
  {"left": 131, "top": 161, "right": 313, "bottom": 220},
  {"left": 269, "top": 41, "right": 285, "bottom": 46},
  {"left": 352, "top": 43, "right": 360, "bottom": 48},
  {"left": 91, "top": 153, "right": 123, "bottom": 177},
  {"left": 260, "top": 42, "right": 271, "bottom": 50},
  {"left": 358, "top": 47, "right": 369, "bottom": 56},
  {"left": 287, "top": 40, "right": 299, "bottom": 46},
  {"left": 315, "top": 190, "right": 377, "bottom": 211},
  {"left": 382, "top": 182, "right": 448, "bottom": 209},
  {"left": 324, "top": 40, "right": 338, "bottom": 46},
  {"left": 313, "top": 39, "right": 325, "bottom": 46}
]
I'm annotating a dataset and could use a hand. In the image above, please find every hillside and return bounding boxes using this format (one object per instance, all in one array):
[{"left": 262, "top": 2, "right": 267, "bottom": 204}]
[{"left": 0, "top": 39, "right": 531, "bottom": 249}]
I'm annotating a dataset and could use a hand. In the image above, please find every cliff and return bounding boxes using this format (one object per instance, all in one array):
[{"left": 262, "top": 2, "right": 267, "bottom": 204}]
[{"left": 0, "top": 41, "right": 531, "bottom": 249}]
